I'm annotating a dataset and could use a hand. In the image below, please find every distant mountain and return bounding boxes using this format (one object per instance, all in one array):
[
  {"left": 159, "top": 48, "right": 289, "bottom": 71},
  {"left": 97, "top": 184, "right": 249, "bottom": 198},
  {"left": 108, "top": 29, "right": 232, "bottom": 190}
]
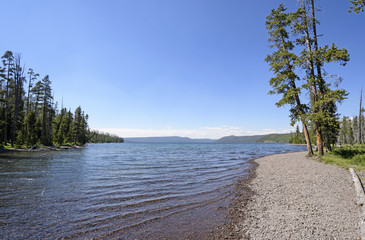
[
  {"left": 124, "top": 133, "right": 291, "bottom": 144},
  {"left": 124, "top": 136, "right": 216, "bottom": 143},
  {"left": 216, "top": 133, "right": 291, "bottom": 143}
]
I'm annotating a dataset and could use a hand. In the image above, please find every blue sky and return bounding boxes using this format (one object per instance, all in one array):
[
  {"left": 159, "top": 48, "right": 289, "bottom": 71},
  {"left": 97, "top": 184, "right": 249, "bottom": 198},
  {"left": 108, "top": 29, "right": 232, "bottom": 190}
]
[{"left": 1, "top": 0, "right": 364, "bottom": 139}]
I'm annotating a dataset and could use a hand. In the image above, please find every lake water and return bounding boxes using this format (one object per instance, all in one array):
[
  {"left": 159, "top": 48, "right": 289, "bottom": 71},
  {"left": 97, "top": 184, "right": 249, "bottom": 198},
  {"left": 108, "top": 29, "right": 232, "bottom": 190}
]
[{"left": 0, "top": 143, "right": 306, "bottom": 239}]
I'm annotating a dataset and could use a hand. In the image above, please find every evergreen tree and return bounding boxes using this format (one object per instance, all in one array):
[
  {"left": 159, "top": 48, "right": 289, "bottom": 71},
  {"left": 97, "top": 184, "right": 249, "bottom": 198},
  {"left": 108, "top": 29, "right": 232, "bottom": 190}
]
[
  {"left": 12, "top": 54, "right": 25, "bottom": 147},
  {"left": 0, "top": 50, "right": 122, "bottom": 148},
  {"left": 31, "top": 80, "right": 44, "bottom": 117},
  {"left": 41, "top": 75, "right": 53, "bottom": 146},
  {"left": 24, "top": 111, "right": 37, "bottom": 147},
  {"left": 26, "top": 68, "right": 39, "bottom": 115},
  {"left": 265, "top": 4, "right": 313, "bottom": 156},
  {"left": 348, "top": 118, "right": 354, "bottom": 145},
  {"left": 353, "top": 116, "right": 359, "bottom": 144},
  {"left": 53, "top": 108, "right": 65, "bottom": 145},
  {"left": 339, "top": 117, "right": 349, "bottom": 145},
  {"left": 291, "top": 0, "right": 349, "bottom": 156},
  {"left": 1, "top": 51, "right": 14, "bottom": 145},
  {"left": 349, "top": 0, "right": 365, "bottom": 13}
]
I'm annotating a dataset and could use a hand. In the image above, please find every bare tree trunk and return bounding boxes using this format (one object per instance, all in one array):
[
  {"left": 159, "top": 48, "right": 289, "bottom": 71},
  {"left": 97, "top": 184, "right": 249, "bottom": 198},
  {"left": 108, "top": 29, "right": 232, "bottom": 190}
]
[{"left": 359, "top": 89, "right": 363, "bottom": 144}]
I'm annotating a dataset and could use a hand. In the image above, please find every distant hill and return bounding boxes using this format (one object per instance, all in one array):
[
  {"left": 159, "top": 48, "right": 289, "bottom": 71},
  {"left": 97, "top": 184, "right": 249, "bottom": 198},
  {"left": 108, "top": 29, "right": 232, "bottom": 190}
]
[
  {"left": 124, "top": 136, "right": 216, "bottom": 143},
  {"left": 124, "top": 133, "right": 291, "bottom": 144},
  {"left": 215, "top": 135, "right": 264, "bottom": 143},
  {"left": 255, "top": 133, "right": 291, "bottom": 143},
  {"left": 216, "top": 133, "right": 291, "bottom": 143}
]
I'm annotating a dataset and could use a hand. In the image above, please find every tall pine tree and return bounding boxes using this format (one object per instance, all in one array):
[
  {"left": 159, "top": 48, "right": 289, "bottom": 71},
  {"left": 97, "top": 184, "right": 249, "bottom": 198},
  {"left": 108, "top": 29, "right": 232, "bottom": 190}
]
[{"left": 265, "top": 4, "right": 313, "bottom": 156}]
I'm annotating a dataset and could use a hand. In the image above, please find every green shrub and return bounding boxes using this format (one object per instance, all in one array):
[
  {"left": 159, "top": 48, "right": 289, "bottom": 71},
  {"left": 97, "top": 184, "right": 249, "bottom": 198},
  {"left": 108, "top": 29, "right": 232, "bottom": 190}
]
[{"left": 332, "top": 145, "right": 365, "bottom": 159}]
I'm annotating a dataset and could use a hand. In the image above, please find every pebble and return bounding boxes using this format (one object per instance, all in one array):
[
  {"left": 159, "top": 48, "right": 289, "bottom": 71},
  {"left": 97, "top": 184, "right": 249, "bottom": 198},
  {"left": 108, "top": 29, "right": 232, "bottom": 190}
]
[{"left": 238, "top": 151, "right": 361, "bottom": 239}]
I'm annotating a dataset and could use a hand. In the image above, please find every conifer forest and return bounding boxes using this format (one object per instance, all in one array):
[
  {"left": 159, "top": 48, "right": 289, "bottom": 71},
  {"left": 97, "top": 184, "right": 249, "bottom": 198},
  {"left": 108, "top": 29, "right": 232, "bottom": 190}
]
[{"left": 0, "top": 50, "right": 123, "bottom": 149}]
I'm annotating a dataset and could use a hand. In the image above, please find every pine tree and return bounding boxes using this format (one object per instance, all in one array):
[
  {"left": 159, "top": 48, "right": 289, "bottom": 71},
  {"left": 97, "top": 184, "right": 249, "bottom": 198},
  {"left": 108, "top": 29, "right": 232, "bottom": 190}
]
[
  {"left": 1, "top": 51, "right": 14, "bottom": 145},
  {"left": 53, "top": 108, "right": 65, "bottom": 145},
  {"left": 353, "top": 116, "right": 359, "bottom": 143},
  {"left": 349, "top": 0, "right": 365, "bottom": 13},
  {"left": 41, "top": 75, "right": 53, "bottom": 146},
  {"left": 347, "top": 118, "right": 354, "bottom": 145},
  {"left": 26, "top": 68, "right": 39, "bottom": 115},
  {"left": 292, "top": 0, "right": 349, "bottom": 156},
  {"left": 31, "top": 80, "right": 44, "bottom": 118},
  {"left": 265, "top": 4, "right": 313, "bottom": 156},
  {"left": 12, "top": 54, "right": 26, "bottom": 147},
  {"left": 340, "top": 117, "right": 349, "bottom": 145},
  {"left": 24, "top": 111, "right": 37, "bottom": 147},
  {"left": 0, "top": 50, "right": 117, "bottom": 148}
]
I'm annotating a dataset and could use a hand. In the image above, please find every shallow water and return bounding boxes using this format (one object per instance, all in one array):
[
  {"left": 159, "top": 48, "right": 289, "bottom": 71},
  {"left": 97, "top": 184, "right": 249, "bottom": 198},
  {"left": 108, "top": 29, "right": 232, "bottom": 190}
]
[{"left": 0, "top": 143, "right": 306, "bottom": 239}]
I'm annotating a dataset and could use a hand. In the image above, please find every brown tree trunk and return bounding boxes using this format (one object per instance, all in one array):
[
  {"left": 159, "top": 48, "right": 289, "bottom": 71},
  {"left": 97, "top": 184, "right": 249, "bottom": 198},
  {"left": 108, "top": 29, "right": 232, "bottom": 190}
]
[
  {"left": 301, "top": 0, "right": 324, "bottom": 156},
  {"left": 302, "top": 121, "right": 313, "bottom": 156}
]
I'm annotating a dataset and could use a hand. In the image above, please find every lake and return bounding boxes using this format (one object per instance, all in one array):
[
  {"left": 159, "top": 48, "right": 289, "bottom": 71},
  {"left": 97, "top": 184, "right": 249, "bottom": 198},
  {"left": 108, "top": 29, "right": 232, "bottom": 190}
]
[{"left": 0, "top": 143, "right": 306, "bottom": 239}]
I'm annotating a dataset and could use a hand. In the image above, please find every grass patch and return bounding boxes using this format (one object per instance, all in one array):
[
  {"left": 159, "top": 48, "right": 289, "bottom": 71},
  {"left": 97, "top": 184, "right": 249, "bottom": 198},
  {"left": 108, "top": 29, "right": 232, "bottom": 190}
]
[{"left": 319, "top": 145, "right": 365, "bottom": 179}]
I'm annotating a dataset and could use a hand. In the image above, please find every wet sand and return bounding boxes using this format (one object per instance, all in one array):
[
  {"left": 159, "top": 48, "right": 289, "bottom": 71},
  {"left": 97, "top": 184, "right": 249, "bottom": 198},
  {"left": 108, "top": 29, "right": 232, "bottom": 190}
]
[{"left": 218, "top": 151, "right": 360, "bottom": 239}]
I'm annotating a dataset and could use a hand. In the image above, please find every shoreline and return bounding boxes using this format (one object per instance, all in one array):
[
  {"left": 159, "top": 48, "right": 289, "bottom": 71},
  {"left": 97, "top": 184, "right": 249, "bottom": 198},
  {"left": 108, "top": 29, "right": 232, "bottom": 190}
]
[
  {"left": 221, "top": 151, "right": 360, "bottom": 239},
  {"left": 210, "top": 156, "right": 259, "bottom": 239},
  {"left": 0, "top": 145, "right": 85, "bottom": 153}
]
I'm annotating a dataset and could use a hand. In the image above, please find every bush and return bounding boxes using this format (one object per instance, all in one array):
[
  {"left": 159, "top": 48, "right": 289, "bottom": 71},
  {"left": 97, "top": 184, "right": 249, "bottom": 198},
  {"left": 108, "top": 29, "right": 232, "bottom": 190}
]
[{"left": 332, "top": 145, "right": 365, "bottom": 159}]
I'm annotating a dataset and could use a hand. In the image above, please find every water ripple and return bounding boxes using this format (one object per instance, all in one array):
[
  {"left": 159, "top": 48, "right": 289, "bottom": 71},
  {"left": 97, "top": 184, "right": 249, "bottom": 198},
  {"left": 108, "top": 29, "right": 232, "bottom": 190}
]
[{"left": 0, "top": 143, "right": 306, "bottom": 239}]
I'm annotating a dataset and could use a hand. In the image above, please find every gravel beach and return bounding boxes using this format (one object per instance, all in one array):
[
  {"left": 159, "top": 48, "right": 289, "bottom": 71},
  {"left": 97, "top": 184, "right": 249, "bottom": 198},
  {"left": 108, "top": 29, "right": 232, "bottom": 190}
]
[{"left": 238, "top": 151, "right": 360, "bottom": 239}]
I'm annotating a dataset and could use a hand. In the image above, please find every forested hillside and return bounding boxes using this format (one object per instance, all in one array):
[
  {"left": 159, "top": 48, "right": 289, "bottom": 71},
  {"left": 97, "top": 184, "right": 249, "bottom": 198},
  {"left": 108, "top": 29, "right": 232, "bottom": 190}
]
[
  {"left": 0, "top": 50, "right": 123, "bottom": 148},
  {"left": 256, "top": 133, "right": 291, "bottom": 143},
  {"left": 216, "top": 134, "right": 291, "bottom": 143}
]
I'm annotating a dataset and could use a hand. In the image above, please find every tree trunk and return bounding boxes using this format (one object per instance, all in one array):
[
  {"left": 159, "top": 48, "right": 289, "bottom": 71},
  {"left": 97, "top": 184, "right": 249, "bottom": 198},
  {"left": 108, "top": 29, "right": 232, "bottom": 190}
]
[
  {"left": 4, "top": 60, "right": 10, "bottom": 145},
  {"left": 11, "top": 55, "right": 22, "bottom": 147},
  {"left": 310, "top": 0, "right": 325, "bottom": 95},
  {"left": 26, "top": 73, "right": 32, "bottom": 115},
  {"left": 41, "top": 97, "right": 47, "bottom": 145},
  {"left": 11, "top": 76, "right": 19, "bottom": 147},
  {"left": 301, "top": 0, "right": 324, "bottom": 156},
  {"left": 279, "top": 33, "right": 314, "bottom": 156},
  {"left": 359, "top": 89, "right": 363, "bottom": 144},
  {"left": 316, "top": 125, "right": 324, "bottom": 156},
  {"left": 302, "top": 122, "right": 313, "bottom": 156}
]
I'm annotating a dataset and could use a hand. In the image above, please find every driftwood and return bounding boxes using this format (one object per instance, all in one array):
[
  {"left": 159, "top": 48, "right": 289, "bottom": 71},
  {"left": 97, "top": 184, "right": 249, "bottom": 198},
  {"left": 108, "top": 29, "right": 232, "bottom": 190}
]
[{"left": 350, "top": 168, "right": 365, "bottom": 240}]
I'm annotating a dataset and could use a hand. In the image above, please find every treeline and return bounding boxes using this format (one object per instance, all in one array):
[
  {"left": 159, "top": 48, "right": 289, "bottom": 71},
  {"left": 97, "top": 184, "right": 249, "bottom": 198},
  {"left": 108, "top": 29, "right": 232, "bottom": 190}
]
[
  {"left": 0, "top": 50, "right": 122, "bottom": 148},
  {"left": 291, "top": 107, "right": 364, "bottom": 147},
  {"left": 89, "top": 130, "right": 124, "bottom": 143},
  {"left": 266, "top": 1, "right": 362, "bottom": 156},
  {"left": 289, "top": 125, "right": 306, "bottom": 145},
  {"left": 338, "top": 114, "right": 365, "bottom": 145}
]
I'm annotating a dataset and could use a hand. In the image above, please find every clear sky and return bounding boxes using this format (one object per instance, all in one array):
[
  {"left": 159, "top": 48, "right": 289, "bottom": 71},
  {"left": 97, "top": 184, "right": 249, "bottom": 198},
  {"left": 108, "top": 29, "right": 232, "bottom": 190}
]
[{"left": 1, "top": 0, "right": 364, "bottom": 139}]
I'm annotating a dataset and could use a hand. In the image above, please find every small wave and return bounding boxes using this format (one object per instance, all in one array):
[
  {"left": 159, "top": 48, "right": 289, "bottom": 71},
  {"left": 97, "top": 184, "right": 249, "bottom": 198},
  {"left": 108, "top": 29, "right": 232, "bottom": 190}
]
[{"left": 20, "top": 178, "right": 35, "bottom": 181}]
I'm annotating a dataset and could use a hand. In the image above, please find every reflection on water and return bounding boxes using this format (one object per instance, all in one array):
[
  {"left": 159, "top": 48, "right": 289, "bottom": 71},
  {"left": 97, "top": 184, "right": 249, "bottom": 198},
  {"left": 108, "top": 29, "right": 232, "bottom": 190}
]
[{"left": 0, "top": 143, "right": 306, "bottom": 239}]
